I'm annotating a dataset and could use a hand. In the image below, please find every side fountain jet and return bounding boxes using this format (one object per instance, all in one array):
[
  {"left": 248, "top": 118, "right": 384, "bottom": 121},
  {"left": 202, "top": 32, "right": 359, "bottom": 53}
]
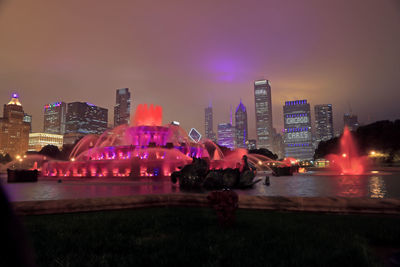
[{"left": 326, "top": 127, "right": 369, "bottom": 175}]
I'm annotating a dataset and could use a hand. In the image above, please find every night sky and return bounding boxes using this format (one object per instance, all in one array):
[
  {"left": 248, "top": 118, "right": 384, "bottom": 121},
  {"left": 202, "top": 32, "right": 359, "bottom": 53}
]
[{"left": 0, "top": 0, "right": 399, "bottom": 138}]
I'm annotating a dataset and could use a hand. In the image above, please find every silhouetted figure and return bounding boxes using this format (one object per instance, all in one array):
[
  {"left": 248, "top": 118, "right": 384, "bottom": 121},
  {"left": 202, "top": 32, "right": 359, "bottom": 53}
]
[
  {"left": 265, "top": 176, "right": 270, "bottom": 186},
  {"left": 240, "top": 155, "right": 250, "bottom": 173}
]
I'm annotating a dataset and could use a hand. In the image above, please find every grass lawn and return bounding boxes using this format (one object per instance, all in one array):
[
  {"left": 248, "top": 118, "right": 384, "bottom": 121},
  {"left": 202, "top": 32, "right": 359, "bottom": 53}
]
[{"left": 22, "top": 207, "right": 400, "bottom": 267}]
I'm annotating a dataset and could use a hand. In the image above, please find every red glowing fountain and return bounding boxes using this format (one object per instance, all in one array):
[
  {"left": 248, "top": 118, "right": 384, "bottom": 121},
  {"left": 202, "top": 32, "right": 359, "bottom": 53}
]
[
  {"left": 327, "top": 127, "right": 369, "bottom": 175},
  {"left": 132, "top": 104, "right": 162, "bottom": 126}
]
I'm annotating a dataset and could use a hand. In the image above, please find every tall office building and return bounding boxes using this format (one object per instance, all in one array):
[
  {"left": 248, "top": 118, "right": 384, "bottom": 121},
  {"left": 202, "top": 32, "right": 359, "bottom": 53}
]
[
  {"left": 343, "top": 113, "right": 359, "bottom": 131},
  {"left": 65, "top": 102, "right": 108, "bottom": 135},
  {"left": 254, "top": 79, "right": 273, "bottom": 150},
  {"left": 315, "top": 104, "right": 334, "bottom": 143},
  {"left": 0, "top": 93, "right": 30, "bottom": 157},
  {"left": 283, "top": 100, "right": 313, "bottom": 160},
  {"left": 23, "top": 113, "right": 32, "bottom": 133},
  {"left": 204, "top": 104, "right": 216, "bottom": 141},
  {"left": 44, "top": 102, "right": 67, "bottom": 134},
  {"left": 272, "top": 130, "right": 285, "bottom": 159},
  {"left": 217, "top": 123, "right": 235, "bottom": 150},
  {"left": 114, "top": 88, "right": 131, "bottom": 126},
  {"left": 235, "top": 100, "right": 248, "bottom": 148}
]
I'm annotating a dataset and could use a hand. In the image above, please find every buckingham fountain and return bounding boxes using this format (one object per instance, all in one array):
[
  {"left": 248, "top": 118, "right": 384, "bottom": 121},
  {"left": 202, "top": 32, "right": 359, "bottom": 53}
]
[{"left": 41, "top": 104, "right": 276, "bottom": 178}]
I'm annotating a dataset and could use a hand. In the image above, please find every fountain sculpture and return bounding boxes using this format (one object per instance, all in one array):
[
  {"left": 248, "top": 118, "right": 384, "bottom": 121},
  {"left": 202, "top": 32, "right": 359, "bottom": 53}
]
[{"left": 42, "top": 104, "right": 277, "bottom": 178}]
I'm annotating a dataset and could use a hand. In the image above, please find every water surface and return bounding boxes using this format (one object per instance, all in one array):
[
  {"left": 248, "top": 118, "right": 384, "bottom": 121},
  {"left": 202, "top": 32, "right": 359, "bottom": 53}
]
[{"left": 1, "top": 170, "right": 400, "bottom": 202}]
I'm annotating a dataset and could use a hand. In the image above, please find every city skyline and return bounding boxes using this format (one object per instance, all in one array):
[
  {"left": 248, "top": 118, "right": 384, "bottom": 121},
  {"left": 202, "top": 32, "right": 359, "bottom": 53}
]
[{"left": 0, "top": 0, "right": 399, "bottom": 138}]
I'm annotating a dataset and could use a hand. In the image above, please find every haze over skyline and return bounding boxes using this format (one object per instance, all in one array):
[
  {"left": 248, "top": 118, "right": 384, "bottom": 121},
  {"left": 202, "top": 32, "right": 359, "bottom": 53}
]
[{"left": 0, "top": 0, "right": 399, "bottom": 138}]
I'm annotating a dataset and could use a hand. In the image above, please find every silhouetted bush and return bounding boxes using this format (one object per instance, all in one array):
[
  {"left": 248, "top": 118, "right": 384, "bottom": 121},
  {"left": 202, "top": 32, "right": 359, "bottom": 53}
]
[
  {"left": 249, "top": 148, "right": 278, "bottom": 160},
  {"left": 0, "top": 153, "right": 12, "bottom": 164},
  {"left": 39, "top": 145, "right": 62, "bottom": 159}
]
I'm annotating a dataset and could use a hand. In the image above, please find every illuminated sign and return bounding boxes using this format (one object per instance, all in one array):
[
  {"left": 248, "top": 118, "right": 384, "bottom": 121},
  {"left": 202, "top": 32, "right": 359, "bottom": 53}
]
[
  {"left": 44, "top": 102, "right": 62, "bottom": 110},
  {"left": 287, "top": 132, "right": 310, "bottom": 140},
  {"left": 189, "top": 128, "right": 202, "bottom": 143},
  {"left": 286, "top": 117, "right": 309, "bottom": 124}
]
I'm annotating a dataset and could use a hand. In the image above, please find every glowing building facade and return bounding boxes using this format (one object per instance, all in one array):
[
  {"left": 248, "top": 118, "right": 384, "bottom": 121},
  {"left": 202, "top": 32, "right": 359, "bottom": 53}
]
[
  {"left": 204, "top": 104, "right": 216, "bottom": 141},
  {"left": 44, "top": 102, "right": 67, "bottom": 134},
  {"left": 315, "top": 104, "right": 334, "bottom": 143},
  {"left": 65, "top": 102, "right": 108, "bottom": 135},
  {"left": 0, "top": 93, "right": 30, "bottom": 157},
  {"left": 283, "top": 100, "right": 313, "bottom": 160},
  {"left": 254, "top": 79, "right": 273, "bottom": 150},
  {"left": 28, "top": 133, "right": 64, "bottom": 152},
  {"left": 114, "top": 88, "right": 131, "bottom": 126},
  {"left": 217, "top": 123, "right": 234, "bottom": 150},
  {"left": 23, "top": 113, "right": 32, "bottom": 133},
  {"left": 235, "top": 100, "right": 248, "bottom": 148}
]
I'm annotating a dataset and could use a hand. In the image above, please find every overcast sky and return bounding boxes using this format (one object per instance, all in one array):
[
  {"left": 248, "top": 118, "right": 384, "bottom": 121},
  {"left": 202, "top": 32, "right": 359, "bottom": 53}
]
[{"left": 0, "top": 0, "right": 399, "bottom": 138}]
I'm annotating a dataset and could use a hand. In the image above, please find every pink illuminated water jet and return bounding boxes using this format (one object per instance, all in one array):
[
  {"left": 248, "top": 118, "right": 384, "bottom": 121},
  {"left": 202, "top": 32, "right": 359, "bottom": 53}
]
[{"left": 327, "top": 127, "right": 369, "bottom": 175}]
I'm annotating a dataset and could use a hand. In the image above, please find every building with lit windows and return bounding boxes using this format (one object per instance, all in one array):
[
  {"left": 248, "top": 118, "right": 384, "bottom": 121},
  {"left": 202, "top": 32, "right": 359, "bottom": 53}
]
[
  {"left": 283, "top": 100, "right": 313, "bottom": 160},
  {"left": 63, "top": 132, "right": 86, "bottom": 145},
  {"left": 343, "top": 113, "right": 359, "bottom": 131},
  {"left": 28, "top": 133, "right": 64, "bottom": 152},
  {"left": 315, "top": 104, "right": 334, "bottom": 143},
  {"left": 247, "top": 139, "right": 257, "bottom": 150},
  {"left": 217, "top": 123, "right": 234, "bottom": 150},
  {"left": 0, "top": 93, "right": 30, "bottom": 157},
  {"left": 204, "top": 104, "right": 216, "bottom": 142},
  {"left": 23, "top": 113, "right": 32, "bottom": 133},
  {"left": 272, "top": 131, "right": 285, "bottom": 159},
  {"left": 235, "top": 100, "right": 248, "bottom": 148},
  {"left": 114, "top": 88, "right": 131, "bottom": 126},
  {"left": 44, "top": 102, "right": 67, "bottom": 134},
  {"left": 65, "top": 102, "right": 108, "bottom": 135},
  {"left": 254, "top": 79, "right": 273, "bottom": 150}
]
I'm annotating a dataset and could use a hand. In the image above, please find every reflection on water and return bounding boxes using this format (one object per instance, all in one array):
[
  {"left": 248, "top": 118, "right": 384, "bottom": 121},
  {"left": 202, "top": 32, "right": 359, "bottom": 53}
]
[
  {"left": 242, "top": 171, "right": 398, "bottom": 199},
  {"left": 336, "top": 175, "right": 365, "bottom": 198},
  {"left": 1, "top": 171, "right": 399, "bottom": 202},
  {"left": 369, "top": 176, "right": 386, "bottom": 198}
]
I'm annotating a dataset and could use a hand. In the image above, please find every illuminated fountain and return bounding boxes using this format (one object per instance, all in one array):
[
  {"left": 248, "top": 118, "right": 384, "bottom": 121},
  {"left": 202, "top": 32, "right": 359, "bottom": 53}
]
[
  {"left": 326, "top": 127, "right": 369, "bottom": 175},
  {"left": 42, "top": 104, "right": 277, "bottom": 178}
]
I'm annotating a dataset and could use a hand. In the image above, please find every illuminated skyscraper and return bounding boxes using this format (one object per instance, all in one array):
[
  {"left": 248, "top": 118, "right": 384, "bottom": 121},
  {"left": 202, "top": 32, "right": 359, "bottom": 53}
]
[
  {"left": 0, "top": 93, "right": 30, "bottom": 157},
  {"left": 44, "top": 102, "right": 67, "bottom": 134},
  {"left": 343, "top": 113, "right": 359, "bottom": 131},
  {"left": 254, "top": 79, "right": 273, "bottom": 150},
  {"left": 217, "top": 123, "right": 234, "bottom": 150},
  {"left": 65, "top": 102, "right": 108, "bottom": 135},
  {"left": 283, "top": 100, "right": 313, "bottom": 160},
  {"left": 204, "top": 104, "right": 216, "bottom": 141},
  {"left": 114, "top": 88, "right": 131, "bottom": 126},
  {"left": 23, "top": 113, "right": 32, "bottom": 133},
  {"left": 235, "top": 100, "right": 248, "bottom": 148},
  {"left": 315, "top": 104, "right": 334, "bottom": 143}
]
